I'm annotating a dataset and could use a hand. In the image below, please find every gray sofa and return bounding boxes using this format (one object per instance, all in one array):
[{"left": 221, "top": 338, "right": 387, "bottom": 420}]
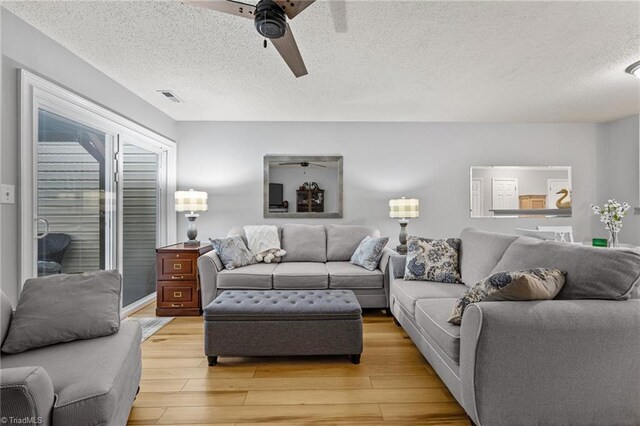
[
  {"left": 0, "top": 290, "right": 142, "bottom": 426},
  {"left": 198, "top": 224, "right": 393, "bottom": 309},
  {"left": 389, "top": 227, "right": 640, "bottom": 426}
]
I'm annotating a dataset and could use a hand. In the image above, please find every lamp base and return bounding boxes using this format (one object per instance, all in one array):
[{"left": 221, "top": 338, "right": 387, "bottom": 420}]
[
  {"left": 396, "top": 244, "right": 407, "bottom": 255},
  {"left": 184, "top": 214, "right": 200, "bottom": 247},
  {"left": 184, "top": 240, "right": 200, "bottom": 247}
]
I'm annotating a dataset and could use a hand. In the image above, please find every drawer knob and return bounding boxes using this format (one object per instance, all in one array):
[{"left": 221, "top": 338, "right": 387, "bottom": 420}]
[
  {"left": 171, "top": 275, "right": 184, "bottom": 279},
  {"left": 173, "top": 291, "right": 183, "bottom": 298}
]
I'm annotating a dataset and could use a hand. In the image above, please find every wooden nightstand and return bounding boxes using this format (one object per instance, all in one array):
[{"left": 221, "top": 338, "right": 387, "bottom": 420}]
[{"left": 155, "top": 242, "right": 212, "bottom": 316}]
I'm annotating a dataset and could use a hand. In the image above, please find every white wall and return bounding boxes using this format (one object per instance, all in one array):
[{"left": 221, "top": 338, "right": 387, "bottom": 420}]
[
  {"left": 0, "top": 9, "right": 176, "bottom": 304},
  {"left": 595, "top": 114, "right": 640, "bottom": 245},
  {"left": 176, "top": 121, "right": 599, "bottom": 247}
]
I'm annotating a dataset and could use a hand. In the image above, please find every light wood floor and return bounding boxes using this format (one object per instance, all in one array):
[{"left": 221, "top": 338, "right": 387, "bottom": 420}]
[{"left": 128, "top": 303, "right": 471, "bottom": 425}]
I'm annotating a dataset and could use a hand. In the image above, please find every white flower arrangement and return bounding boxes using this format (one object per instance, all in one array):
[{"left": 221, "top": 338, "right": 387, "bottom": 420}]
[{"left": 590, "top": 199, "right": 631, "bottom": 233}]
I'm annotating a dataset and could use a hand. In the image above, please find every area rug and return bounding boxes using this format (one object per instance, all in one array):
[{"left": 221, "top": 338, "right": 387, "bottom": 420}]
[{"left": 124, "top": 316, "right": 174, "bottom": 342}]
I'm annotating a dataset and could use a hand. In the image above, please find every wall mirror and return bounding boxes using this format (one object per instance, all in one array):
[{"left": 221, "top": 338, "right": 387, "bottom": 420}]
[
  {"left": 470, "top": 166, "right": 572, "bottom": 218},
  {"left": 264, "top": 155, "right": 343, "bottom": 218}
]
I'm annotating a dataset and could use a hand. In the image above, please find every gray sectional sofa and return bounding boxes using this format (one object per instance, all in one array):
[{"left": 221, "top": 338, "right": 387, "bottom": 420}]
[
  {"left": 198, "top": 224, "right": 393, "bottom": 309},
  {"left": 390, "top": 228, "right": 640, "bottom": 426},
  {"left": 0, "top": 290, "right": 142, "bottom": 426}
]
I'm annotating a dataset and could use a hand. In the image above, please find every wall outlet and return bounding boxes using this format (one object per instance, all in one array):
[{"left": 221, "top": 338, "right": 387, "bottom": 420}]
[{"left": 1, "top": 184, "right": 15, "bottom": 204}]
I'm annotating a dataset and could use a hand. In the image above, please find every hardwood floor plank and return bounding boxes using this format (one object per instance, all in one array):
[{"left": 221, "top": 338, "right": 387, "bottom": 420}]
[
  {"left": 140, "top": 379, "right": 188, "bottom": 393},
  {"left": 244, "top": 388, "right": 454, "bottom": 405},
  {"left": 182, "top": 376, "right": 373, "bottom": 392},
  {"left": 143, "top": 358, "right": 204, "bottom": 368},
  {"left": 142, "top": 366, "right": 255, "bottom": 380},
  {"left": 379, "top": 402, "right": 467, "bottom": 422},
  {"left": 157, "top": 404, "right": 384, "bottom": 424},
  {"left": 370, "top": 375, "right": 447, "bottom": 389},
  {"left": 128, "top": 407, "right": 166, "bottom": 424},
  {"left": 253, "top": 364, "right": 432, "bottom": 378},
  {"left": 134, "top": 391, "right": 247, "bottom": 407}
]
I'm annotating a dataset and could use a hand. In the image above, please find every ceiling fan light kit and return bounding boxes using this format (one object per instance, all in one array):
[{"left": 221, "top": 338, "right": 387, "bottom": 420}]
[{"left": 255, "top": 0, "right": 287, "bottom": 39}]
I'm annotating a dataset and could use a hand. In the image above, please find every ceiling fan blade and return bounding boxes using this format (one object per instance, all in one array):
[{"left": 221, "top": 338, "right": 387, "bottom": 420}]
[
  {"left": 278, "top": 162, "right": 301, "bottom": 165},
  {"left": 310, "top": 163, "right": 327, "bottom": 168},
  {"left": 329, "top": 0, "right": 347, "bottom": 33},
  {"left": 270, "top": 24, "right": 308, "bottom": 78},
  {"left": 273, "top": 0, "right": 315, "bottom": 19},
  {"left": 183, "top": 0, "right": 256, "bottom": 19}
]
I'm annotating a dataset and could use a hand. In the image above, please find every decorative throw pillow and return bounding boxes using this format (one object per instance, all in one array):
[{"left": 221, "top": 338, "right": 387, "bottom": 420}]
[
  {"left": 210, "top": 236, "right": 257, "bottom": 270},
  {"left": 350, "top": 236, "right": 389, "bottom": 271},
  {"left": 448, "top": 268, "right": 566, "bottom": 325},
  {"left": 2, "top": 271, "right": 121, "bottom": 354},
  {"left": 404, "top": 237, "right": 462, "bottom": 283}
]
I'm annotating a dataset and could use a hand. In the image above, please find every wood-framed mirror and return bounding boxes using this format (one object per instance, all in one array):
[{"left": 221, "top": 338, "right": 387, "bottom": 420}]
[{"left": 264, "top": 155, "right": 343, "bottom": 219}]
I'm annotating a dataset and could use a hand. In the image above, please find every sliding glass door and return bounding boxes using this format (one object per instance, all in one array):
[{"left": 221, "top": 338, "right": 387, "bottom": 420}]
[
  {"left": 120, "top": 140, "right": 164, "bottom": 307},
  {"left": 21, "top": 70, "right": 176, "bottom": 314},
  {"left": 35, "top": 109, "right": 116, "bottom": 276}
]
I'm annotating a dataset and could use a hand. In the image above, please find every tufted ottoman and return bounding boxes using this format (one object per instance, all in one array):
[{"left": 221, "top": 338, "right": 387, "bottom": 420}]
[{"left": 204, "top": 290, "right": 363, "bottom": 366}]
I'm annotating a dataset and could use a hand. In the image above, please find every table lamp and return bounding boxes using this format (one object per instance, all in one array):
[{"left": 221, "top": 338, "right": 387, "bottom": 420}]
[
  {"left": 389, "top": 197, "right": 420, "bottom": 254},
  {"left": 175, "top": 189, "right": 208, "bottom": 246}
]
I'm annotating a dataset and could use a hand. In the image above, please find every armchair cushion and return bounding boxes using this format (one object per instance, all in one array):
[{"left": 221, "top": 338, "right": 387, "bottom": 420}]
[
  {"left": 415, "top": 298, "right": 461, "bottom": 364},
  {"left": 459, "top": 228, "right": 518, "bottom": 287},
  {"left": 0, "top": 366, "right": 54, "bottom": 426},
  {"left": 391, "top": 279, "right": 467, "bottom": 317},
  {"left": 1, "top": 322, "right": 142, "bottom": 426},
  {"left": 2, "top": 271, "right": 121, "bottom": 354},
  {"left": 327, "top": 262, "right": 384, "bottom": 289}
]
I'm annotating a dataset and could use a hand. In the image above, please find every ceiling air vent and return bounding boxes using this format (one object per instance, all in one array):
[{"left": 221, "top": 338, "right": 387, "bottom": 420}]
[{"left": 157, "top": 90, "right": 182, "bottom": 103}]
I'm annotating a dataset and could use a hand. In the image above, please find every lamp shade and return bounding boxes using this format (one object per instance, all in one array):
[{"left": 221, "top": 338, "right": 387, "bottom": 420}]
[
  {"left": 175, "top": 189, "right": 208, "bottom": 212},
  {"left": 389, "top": 197, "right": 419, "bottom": 219}
]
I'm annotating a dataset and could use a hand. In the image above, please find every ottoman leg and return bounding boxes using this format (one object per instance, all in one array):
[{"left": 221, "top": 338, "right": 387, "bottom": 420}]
[
  {"left": 207, "top": 356, "right": 218, "bottom": 366},
  {"left": 350, "top": 354, "right": 361, "bottom": 364}
]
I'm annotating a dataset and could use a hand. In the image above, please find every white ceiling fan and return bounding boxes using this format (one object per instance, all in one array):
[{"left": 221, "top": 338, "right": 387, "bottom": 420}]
[{"left": 184, "top": 0, "right": 316, "bottom": 77}]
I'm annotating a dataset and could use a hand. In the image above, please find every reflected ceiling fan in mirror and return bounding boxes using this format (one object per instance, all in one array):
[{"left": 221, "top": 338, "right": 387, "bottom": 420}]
[
  {"left": 184, "top": 0, "right": 315, "bottom": 77},
  {"left": 278, "top": 161, "right": 327, "bottom": 168}
]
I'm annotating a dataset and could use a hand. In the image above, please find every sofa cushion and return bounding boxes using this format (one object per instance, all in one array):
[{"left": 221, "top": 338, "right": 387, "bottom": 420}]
[
  {"left": 1, "top": 322, "right": 142, "bottom": 426},
  {"left": 459, "top": 228, "right": 518, "bottom": 287},
  {"left": 448, "top": 268, "right": 566, "bottom": 325},
  {"left": 210, "top": 236, "right": 257, "bottom": 270},
  {"left": 391, "top": 279, "right": 468, "bottom": 317},
  {"left": 281, "top": 224, "right": 327, "bottom": 262},
  {"left": 2, "top": 271, "right": 121, "bottom": 354},
  {"left": 350, "top": 236, "right": 389, "bottom": 271},
  {"left": 217, "top": 263, "right": 277, "bottom": 289},
  {"left": 1, "top": 290, "right": 12, "bottom": 347},
  {"left": 273, "top": 262, "right": 329, "bottom": 289},
  {"left": 326, "top": 262, "right": 384, "bottom": 289},
  {"left": 326, "top": 225, "right": 380, "bottom": 261},
  {"left": 415, "top": 298, "right": 461, "bottom": 364},
  {"left": 404, "top": 237, "right": 462, "bottom": 283},
  {"left": 492, "top": 237, "right": 640, "bottom": 300}
]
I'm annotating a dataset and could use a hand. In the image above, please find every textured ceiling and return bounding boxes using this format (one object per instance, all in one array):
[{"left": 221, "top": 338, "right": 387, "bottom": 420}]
[{"left": 3, "top": 0, "right": 640, "bottom": 122}]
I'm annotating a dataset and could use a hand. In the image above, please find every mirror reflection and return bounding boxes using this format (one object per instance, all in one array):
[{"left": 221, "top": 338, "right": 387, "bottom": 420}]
[
  {"left": 264, "top": 155, "right": 343, "bottom": 218},
  {"left": 470, "top": 166, "right": 572, "bottom": 218}
]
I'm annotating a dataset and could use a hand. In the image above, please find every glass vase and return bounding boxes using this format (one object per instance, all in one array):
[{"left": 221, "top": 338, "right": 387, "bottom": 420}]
[{"left": 609, "top": 230, "right": 620, "bottom": 248}]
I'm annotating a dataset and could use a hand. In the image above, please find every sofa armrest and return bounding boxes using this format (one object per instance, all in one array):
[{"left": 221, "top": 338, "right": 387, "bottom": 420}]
[
  {"left": 0, "top": 366, "right": 55, "bottom": 426},
  {"left": 377, "top": 248, "right": 395, "bottom": 304},
  {"left": 460, "top": 300, "right": 640, "bottom": 426},
  {"left": 388, "top": 254, "right": 406, "bottom": 280},
  {"left": 198, "top": 250, "right": 225, "bottom": 308}
]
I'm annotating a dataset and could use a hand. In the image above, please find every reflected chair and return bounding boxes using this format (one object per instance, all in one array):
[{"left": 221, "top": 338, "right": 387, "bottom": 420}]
[
  {"left": 537, "top": 226, "right": 575, "bottom": 243},
  {"left": 37, "top": 233, "right": 72, "bottom": 276}
]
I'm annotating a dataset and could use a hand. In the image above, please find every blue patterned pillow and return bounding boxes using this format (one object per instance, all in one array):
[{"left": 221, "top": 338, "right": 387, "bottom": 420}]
[
  {"left": 404, "top": 237, "right": 462, "bottom": 283},
  {"left": 448, "top": 268, "right": 566, "bottom": 325},
  {"left": 210, "top": 236, "right": 256, "bottom": 270},
  {"left": 350, "top": 236, "right": 389, "bottom": 271}
]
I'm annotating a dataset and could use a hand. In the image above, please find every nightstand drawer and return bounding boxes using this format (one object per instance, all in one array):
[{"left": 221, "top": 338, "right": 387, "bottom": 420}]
[
  {"left": 157, "top": 281, "right": 198, "bottom": 308},
  {"left": 158, "top": 254, "right": 196, "bottom": 280}
]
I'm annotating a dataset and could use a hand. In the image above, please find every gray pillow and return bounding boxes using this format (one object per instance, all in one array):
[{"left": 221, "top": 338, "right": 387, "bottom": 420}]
[
  {"left": 350, "top": 236, "right": 389, "bottom": 271},
  {"left": 210, "top": 236, "right": 257, "bottom": 270},
  {"left": 404, "top": 237, "right": 462, "bottom": 283},
  {"left": 2, "top": 271, "right": 121, "bottom": 354},
  {"left": 448, "top": 268, "right": 566, "bottom": 325},
  {"left": 492, "top": 237, "right": 640, "bottom": 300}
]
